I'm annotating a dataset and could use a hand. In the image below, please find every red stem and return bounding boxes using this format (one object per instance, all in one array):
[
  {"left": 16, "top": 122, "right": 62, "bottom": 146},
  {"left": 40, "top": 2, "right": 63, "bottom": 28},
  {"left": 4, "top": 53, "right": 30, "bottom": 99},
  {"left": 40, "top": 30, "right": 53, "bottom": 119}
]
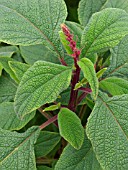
[{"left": 39, "top": 115, "right": 58, "bottom": 130}]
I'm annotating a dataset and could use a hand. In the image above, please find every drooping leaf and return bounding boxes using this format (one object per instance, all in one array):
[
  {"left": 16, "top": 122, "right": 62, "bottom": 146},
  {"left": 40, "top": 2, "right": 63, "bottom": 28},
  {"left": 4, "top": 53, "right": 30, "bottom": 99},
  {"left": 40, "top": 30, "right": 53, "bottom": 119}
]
[
  {"left": 0, "top": 57, "right": 19, "bottom": 83},
  {"left": 0, "top": 126, "right": 40, "bottom": 170},
  {"left": 0, "top": 74, "right": 17, "bottom": 103},
  {"left": 0, "top": 0, "right": 67, "bottom": 57},
  {"left": 102, "top": 35, "right": 128, "bottom": 79},
  {"left": 55, "top": 132, "right": 102, "bottom": 170},
  {"left": 78, "top": 58, "right": 99, "bottom": 100},
  {"left": 0, "top": 102, "right": 35, "bottom": 130},
  {"left": 14, "top": 61, "right": 72, "bottom": 119},
  {"left": 58, "top": 108, "right": 84, "bottom": 149},
  {"left": 9, "top": 61, "right": 30, "bottom": 82},
  {"left": 20, "top": 45, "right": 59, "bottom": 65},
  {"left": 78, "top": 0, "right": 107, "bottom": 26},
  {"left": 0, "top": 46, "right": 18, "bottom": 57},
  {"left": 86, "top": 92, "right": 128, "bottom": 169},
  {"left": 81, "top": 8, "right": 128, "bottom": 55},
  {"left": 102, "top": 0, "right": 128, "bottom": 13},
  {"left": 100, "top": 77, "right": 128, "bottom": 95},
  {"left": 35, "top": 131, "right": 61, "bottom": 157}
]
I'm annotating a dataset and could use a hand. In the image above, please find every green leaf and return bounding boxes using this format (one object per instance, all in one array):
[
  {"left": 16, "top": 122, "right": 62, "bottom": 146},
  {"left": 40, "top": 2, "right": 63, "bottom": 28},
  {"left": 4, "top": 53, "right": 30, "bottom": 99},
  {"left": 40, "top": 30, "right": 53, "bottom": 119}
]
[
  {"left": 37, "top": 166, "right": 53, "bottom": 170},
  {"left": 78, "top": 58, "right": 99, "bottom": 100},
  {"left": 0, "top": 46, "right": 18, "bottom": 57},
  {"left": 14, "top": 61, "right": 72, "bottom": 119},
  {"left": 0, "top": 126, "right": 40, "bottom": 170},
  {"left": 81, "top": 8, "right": 128, "bottom": 55},
  {"left": 9, "top": 61, "right": 30, "bottom": 82},
  {"left": 0, "top": 57, "right": 19, "bottom": 83},
  {"left": 0, "top": 0, "right": 67, "bottom": 57},
  {"left": 78, "top": 0, "right": 107, "bottom": 26},
  {"left": 58, "top": 108, "right": 84, "bottom": 149},
  {"left": 0, "top": 102, "right": 35, "bottom": 130},
  {"left": 102, "top": 35, "right": 128, "bottom": 79},
  {"left": 102, "top": 0, "right": 128, "bottom": 13},
  {"left": 86, "top": 92, "right": 128, "bottom": 169},
  {"left": 20, "top": 45, "right": 59, "bottom": 65},
  {"left": 0, "top": 74, "right": 17, "bottom": 103},
  {"left": 43, "top": 103, "right": 61, "bottom": 112},
  {"left": 100, "top": 77, "right": 128, "bottom": 95},
  {"left": 55, "top": 132, "right": 102, "bottom": 170},
  {"left": 35, "top": 131, "right": 61, "bottom": 157}
]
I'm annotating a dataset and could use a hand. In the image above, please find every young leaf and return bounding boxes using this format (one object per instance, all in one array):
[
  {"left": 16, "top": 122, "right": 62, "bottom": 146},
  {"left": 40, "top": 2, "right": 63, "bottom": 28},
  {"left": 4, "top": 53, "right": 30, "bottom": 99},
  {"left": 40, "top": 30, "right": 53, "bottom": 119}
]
[
  {"left": 78, "top": 0, "right": 107, "bottom": 26},
  {"left": 0, "top": 74, "right": 17, "bottom": 103},
  {"left": 58, "top": 108, "right": 84, "bottom": 149},
  {"left": 100, "top": 77, "right": 128, "bottom": 95},
  {"left": 86, "top": 92, "right": 128, "bottom": 169},
  {"left": 9, "top": 61, "right": 30, "bottom": 82},
  {"left": 35, "top": 131, "right": 61, "bottom": 157},
  {"left": 20, "top": 45, "right": 59, "bottom": 65},
  {"left": 14, "top": 61, "right": 72, "bottom": 119},
  {"left": 0, "top": 46, "right": 18, "bottom": 57},
  {"left": 78, "top": 58, "right": 99, "bottom": 100},
  {"left": 0, "top": 0, "right": 67, "bottom": 57},
  {"left": 0, "top": 126, "right": 40, "bottom": 170},
  {"left": 0, "top": 102, "right": 35, "bottom": 130},
  {"left": 102, "top": 35, "right": 128, "bottom": 79},
  {"left": 81, "top": 8, "right": 128, "bottom": 55},
  {"left": 55, "top": 132, "right": 102, "bottom": 170}
]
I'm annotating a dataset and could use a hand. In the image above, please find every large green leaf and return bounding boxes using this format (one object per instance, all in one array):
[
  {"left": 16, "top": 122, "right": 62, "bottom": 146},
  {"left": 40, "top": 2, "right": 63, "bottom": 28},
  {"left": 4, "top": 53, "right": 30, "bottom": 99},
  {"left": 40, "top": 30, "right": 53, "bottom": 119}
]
[
  {"left": 86, "top": 92, "right": 128, "bottom": 169},
  {"left": 100, "top": 77, "right": 128, "bottom": 95},
  {"left": 0, "top": 74, "right": 17, "bottom": 103},
  {"left": 0, "top": 102, "right": 35, "bottom": 130},
  {"left": 0, "top": 126, "right": 40, "bottom": 170},
  {"left": 78, "top": 0, "right": 107, "bottom": 26},
  {"left": 0, "top": 0, "right": 67, "bottom": 57},
  {"left": 78, "top": 58, "right": 99, "bottom": 100},
  {"left": 102, "top": 0, "right": 128, "bottom": 13},
  {"left": 14, "top": 61, "right": 72, "bottom": 119},
  {"left": 58, "top": 108, "right": 84, "bottom": 149},
  {"left": 55, "top": 132, "right": 102, "bottom": 170},
  {"left": 20, "top": 45, "right": 59, "bottom": 65},
  {"left": 102, "top": 35, "right": 128, "bottom": 79},
  {"left": 81, "top": 8, "right": 128, "bottom": 55},
  {"left": 35, "top": 131, "right": 61, "bottom": 157}
]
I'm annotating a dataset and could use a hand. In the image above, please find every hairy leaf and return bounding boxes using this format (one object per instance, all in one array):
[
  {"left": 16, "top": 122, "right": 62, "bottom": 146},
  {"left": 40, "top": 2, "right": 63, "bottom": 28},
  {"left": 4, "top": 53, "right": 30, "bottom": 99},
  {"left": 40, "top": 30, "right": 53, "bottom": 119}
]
[
  {"left": 14, "top": 61, "right": 72, "bottom": 119},
  {"left": 81, "top": 8, "right": 128, "bottom": 55},
  {"left": 86, "top": 92, "right": 128, "bottom": 169},
  {"left": 100, "top": 77, "right": 128, "bottom": 95},
  {"left": 78, "top": 58, "right": 99, "bottom": 100},
  {"left": 55, "top": 132, "right": 102, "bottom": 170},
  {"left": 35, "top": 131, "right": 61, "bottom": 157},
  {"left": 0, "top": 0, "right": 67, "bottom": 57},
  {"left": 0, "top": 102, "right": 35, "bottom": 130},
  {"left": 0, "top": 126, "right": 40, "bottom": 170},
  {"left": 58, "top": 108, "right": 84, "bottom": 149},
  {"left": 78, "top": 0, "right": 107, "bottom": 26}
]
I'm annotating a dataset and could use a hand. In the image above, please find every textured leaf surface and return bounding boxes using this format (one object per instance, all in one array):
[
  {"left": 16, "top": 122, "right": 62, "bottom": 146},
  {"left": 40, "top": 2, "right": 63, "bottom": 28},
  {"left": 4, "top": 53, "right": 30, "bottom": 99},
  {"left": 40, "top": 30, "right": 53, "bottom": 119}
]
[
  {"left": 100, "top": 77, "right": 128, "bottom": 95},
  {"left": 20, "top": 45, "right": 59, "bottom": 65},
  {"left": 78, "top": 0, "right": 107, "bottom": 26},
  {"left": 0, "top": 57, "right": 19, "bottom": 83},
  {"left": 81, "top": 8, "right": 128, "bottom": 55},
  {"left": 0, "top": 0, "right": 67, "bottom": 57},
  {"left": 0, "top": 102, "right": 35, "bottom": 130},
  {"left": 35, "top": 131, "right": 61, "bottom": 157},
  {"left": 0, "top": 126, "right": 40, "bottom": 170},
  {"left": 14, "top": 61, "right": 72, "bottom": 119},
  {"left": 102, "top": 0, "right": 128, "bottom": 13},
  {"left": 78, "top": 58, "right": 99, "bottom": 100},
  {"left": 58, "top": 108, "right": 84, "bottom": 149},
  {"left": 37, "top": 166, "right": 53, "bottom": 170},
  {"left": 0, "top": 46, "right": 18, "bottom": 57},
  {"left": 86, "top": 92, "right": 128, "bottom": 169},
  {"left": 0, "top": 74, "right": 17, "bottom": 103},
  {"left": 9, "top": 61, "right": 30, "bottom": 82},
  {"left": 102, "top": 35, "right": 128, "bottom": 79},
  {"left": 55, "top": 132, "right": 102, "bottom": 170}
]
